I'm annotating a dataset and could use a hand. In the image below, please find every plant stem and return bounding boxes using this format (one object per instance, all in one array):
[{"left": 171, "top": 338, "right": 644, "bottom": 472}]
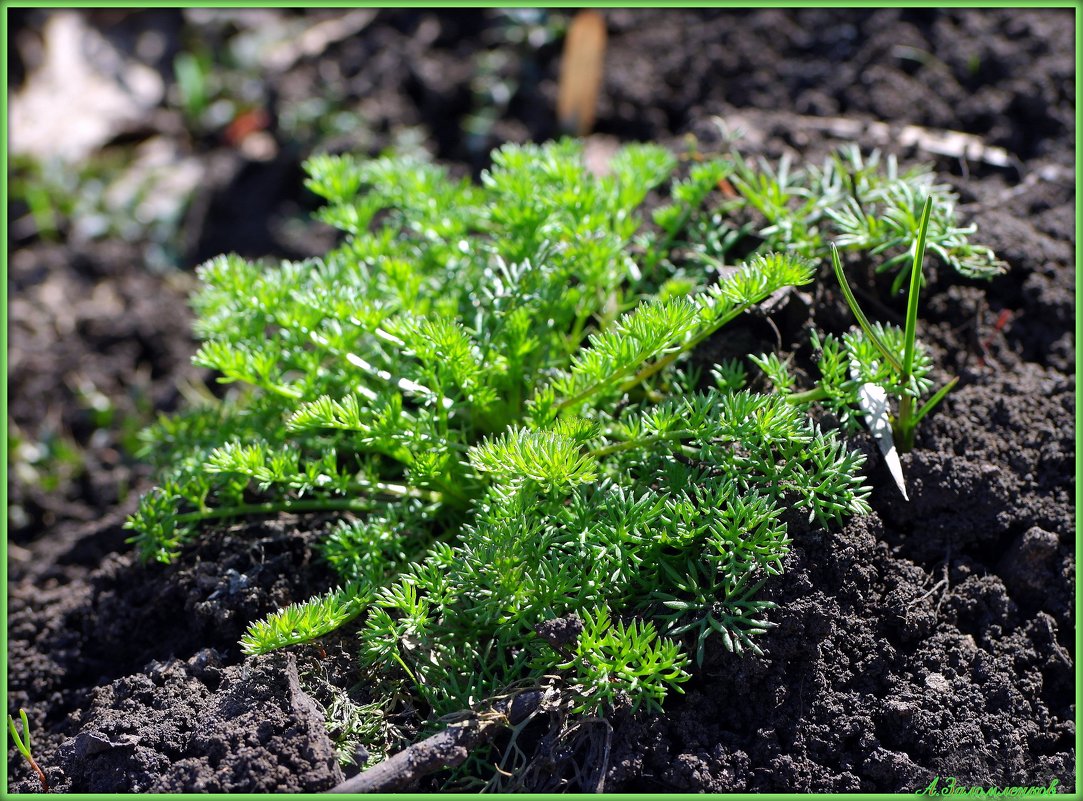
[
  {"left": 392, "top": 651, "right": 419, "bottom": 685},
  {"left": 347, "top": 479, "right": 443, "bottom": 502},
  {"left": 782, "top": 386, "right": 829, "bottom": 405},
  {"left": 830, "top": 244, "right": 903, "bottom": 373},
  {"left": 589, "top": 430, "right": 695, "bottom": 459},
  {"left": 556, "top": 298, "right": 758, "bottom": 413},
  {"left": 27, "top": 755, "right": 48, "bottom": 792},
  {"left": 175, "top": 497, "right": 385, "bottom": 525},
  {"left": 897, "top": 394, "right": 915, "bottom": 451},
  {"left": 901, "top": 196, "right": 932, "bottom": 380},
  {"left": 895, "top": 196, "right": 934, "bottom": 451},
  {"left": 613, "top": 302, "right": 749, "bottom": 397}
]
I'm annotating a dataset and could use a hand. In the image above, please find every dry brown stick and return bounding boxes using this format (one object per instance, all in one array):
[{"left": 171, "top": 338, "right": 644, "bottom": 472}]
[
  {"left": 325, "top": 690, "right": 543, "bottom": 793},
  {"left": 821, "top": 117, "right": 1016, "bottom": 169},
  {"left": 712, "top": 110, "right": 1019, "bottom": 170},
  {"left": 557, "top": 10, "right": 607, "bottom": 136}
]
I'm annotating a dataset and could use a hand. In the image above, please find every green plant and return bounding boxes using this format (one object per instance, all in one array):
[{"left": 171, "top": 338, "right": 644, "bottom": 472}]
[
  {"left": 728, "top": 144, "right": 1006, "bottom": 292},
  {"left": 124, "top": 140, "right": 872, "bottom": 773},
  {"left": 9, "top": 424, "right": 87, "bottom": 496},
  {"left": 173, "top": 50, "right": 212, "bottom": 123},
  {"left": 753, "top": 196, "right": 957, "bottom": 452},
  {"left": 8, "top": 709, "right": 48, "bottom": 792},
  {"left": 125, "top": 138, "right": 999, "bottom": 786}
]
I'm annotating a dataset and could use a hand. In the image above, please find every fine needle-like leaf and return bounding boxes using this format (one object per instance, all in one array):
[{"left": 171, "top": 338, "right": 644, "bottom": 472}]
[
  {"left": 830, "top": 244, "right": 903, "bottom": 374},
  {"left": 897, "top": 195, "right": 938, "bottom": 450},
  {"left": 902, "top": 195, "right": 933, "bottom": 380},
  {"left": 912, "top": 374, "right": 959, "bottom": 425}
]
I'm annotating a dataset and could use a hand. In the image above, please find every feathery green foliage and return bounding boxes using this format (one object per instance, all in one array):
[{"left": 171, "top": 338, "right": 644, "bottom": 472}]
[
  {"left": 124, "top": 138, "right": 998, "bottom": 784},
  {"left": 728, "top": 144, "right": 1006, "bottom": 292}
]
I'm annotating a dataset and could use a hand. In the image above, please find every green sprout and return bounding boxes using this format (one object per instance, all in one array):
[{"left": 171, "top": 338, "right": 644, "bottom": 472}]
[
  {"left": 173, "top": 51, "right": 212, "bottom": 124},
  {"left": 831, "top": 195, "right": 958, "bottom": 451},
  {"left": 8, "top": 709, "right": 49, "bottom": 792},
  {"left": 756, "top": 196, "right": 958, "bottom": 454}
]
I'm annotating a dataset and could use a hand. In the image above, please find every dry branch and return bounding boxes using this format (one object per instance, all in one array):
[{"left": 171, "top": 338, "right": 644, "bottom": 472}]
[{"left": 325, "top": 690, "right": 544, "bottom": 793}]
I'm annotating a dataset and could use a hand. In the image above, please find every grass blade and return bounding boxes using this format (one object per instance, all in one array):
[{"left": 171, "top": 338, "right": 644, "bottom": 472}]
[
  {"left": 831, "top": 243, "right": 903, "bottom": 373},
  {"left": 902, "top": 196, "right": 933, "bottom": 379},
  {"left": 912, "top": 375, "right": 959, "bottom": 425}
]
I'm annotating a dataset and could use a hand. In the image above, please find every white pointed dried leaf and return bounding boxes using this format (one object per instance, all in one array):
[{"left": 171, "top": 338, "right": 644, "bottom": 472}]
[{"left": 855, "top": 376, "right": 908, "bottom": 501}]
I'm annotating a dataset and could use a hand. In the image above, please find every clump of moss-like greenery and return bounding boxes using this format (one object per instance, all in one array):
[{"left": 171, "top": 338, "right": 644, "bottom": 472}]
[{"left": 125, "top": 138, "right": 998, "bottom": 786}]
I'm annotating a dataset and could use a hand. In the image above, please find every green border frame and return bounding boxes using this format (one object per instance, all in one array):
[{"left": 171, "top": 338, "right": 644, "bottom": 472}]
[{"left": 2, "top": 3, "right": 1079, "bottom": 799}]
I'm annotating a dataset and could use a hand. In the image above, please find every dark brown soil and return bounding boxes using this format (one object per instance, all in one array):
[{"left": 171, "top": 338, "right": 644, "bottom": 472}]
[{"left": 7, "top": 8, "right": 1075, "bottom": 794}]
